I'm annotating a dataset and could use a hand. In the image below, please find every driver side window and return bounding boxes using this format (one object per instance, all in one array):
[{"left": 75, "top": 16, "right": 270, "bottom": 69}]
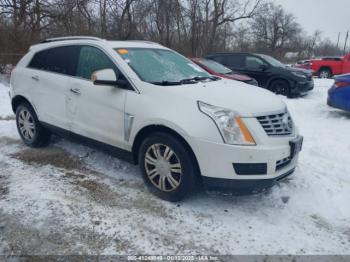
[
  {"left": 245, "top": 56, "right": 265, "bottom": 70},
  {"left": 77, "top": 46, "right": 119, "bottom": 80}
]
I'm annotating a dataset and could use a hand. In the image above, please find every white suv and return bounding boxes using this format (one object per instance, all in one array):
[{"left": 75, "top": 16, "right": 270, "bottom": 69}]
[{"left": 10, "top": 36, "right": 303, "bottom": 201}]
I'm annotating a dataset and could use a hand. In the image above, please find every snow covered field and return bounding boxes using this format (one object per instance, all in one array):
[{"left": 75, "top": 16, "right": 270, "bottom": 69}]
[{"left": 0, "top": 79, "right": 349, "bottom": 255}]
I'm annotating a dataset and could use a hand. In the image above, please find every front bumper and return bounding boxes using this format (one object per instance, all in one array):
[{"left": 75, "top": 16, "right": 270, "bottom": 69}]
[
  {"left": 292, "top": 79, "right": 314, "bottom": 96},
  {"left": 190, "top": 133, "right": 301, "bottom": 190},
  {"left": 203, "top": 168, "right": 295, "bottom": 191}
]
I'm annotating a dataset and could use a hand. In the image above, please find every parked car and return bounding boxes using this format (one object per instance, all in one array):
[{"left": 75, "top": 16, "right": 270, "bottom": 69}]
[
  {"left": 294, "top": 60, "right": 311, "bottom": 71},
  {"left": 190, "top": 58, "right": 259, "bottom": 86},
  {"left": 10, "top": 37, "right": 303, "bottom": 201},
  {"left": 328, "top": 74, "right": 350, "bottom": 112},
  {"left": 206, "top": 53, "right": 314, "bottom": 97},
  {"left": 304, "top": 55, "right": 350, "bottom": 78}
]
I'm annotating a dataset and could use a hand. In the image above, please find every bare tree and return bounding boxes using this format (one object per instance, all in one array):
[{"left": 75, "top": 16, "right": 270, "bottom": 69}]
[
  {"left": 251, "top": 2, "right": 301, "bottom": 57},
  {"left": 0, "top": 0, "right": 344, "bottom": 67}
]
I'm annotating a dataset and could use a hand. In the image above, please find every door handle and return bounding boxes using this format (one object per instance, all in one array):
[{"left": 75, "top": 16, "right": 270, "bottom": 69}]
[
  {"left": 31, "top": 75, "right": 39, "bottom": 81},
  {"left": 70, "top": 88, "right": 81, "bottom": 95}
]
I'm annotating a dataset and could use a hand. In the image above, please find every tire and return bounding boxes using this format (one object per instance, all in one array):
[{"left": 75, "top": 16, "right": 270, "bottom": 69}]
[
  {"left": 15, "top": 103, "right": 51, "bottom": 148},
  {"left": 269, "top": 79, "right": 291, "bottom": 97},
  {"left": 138, "top": 132, "right": 197, "bottom": 202},
  {"left": 319, "top": 68, "right": 332, "bottom": 79}
]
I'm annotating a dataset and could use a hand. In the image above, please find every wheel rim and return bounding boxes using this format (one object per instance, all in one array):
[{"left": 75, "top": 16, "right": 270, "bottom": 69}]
[
  {"left": 144, "top": 143, "right": 182, "bottom": 192},
  {"left": 272, "top": 82, "right": 287, "bottom": 95},
  {"left": 18, "top": 109, "right": 36, "bottom": 141},
  {"left": 320, "top": 71, "right": 329, "bottom": 78}
]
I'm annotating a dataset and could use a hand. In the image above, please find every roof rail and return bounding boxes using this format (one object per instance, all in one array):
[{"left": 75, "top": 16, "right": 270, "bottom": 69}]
[{"left": 41, "top": 36, "right": 103, "bottom": 43}]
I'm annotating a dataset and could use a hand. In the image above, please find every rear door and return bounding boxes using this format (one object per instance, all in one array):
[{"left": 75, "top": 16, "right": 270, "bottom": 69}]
[
  {"left": 210, "top": 54, "right": 246, "bottom": 73},
  {"left": 27, "top": 45, "right": 80, "bottom": 130},
  {"left": 67, "top": 45, "right": 127, "bottom": 148}
]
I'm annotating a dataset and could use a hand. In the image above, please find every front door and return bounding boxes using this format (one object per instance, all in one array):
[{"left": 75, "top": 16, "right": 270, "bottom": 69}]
[
  {"left": 67, "top": 45, "right": 127, "bottom": 149},
  {"left": 243, "top": 55, "right": 271, "bottom": 87}
]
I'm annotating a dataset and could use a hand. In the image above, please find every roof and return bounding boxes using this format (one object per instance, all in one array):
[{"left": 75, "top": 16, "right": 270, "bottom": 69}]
[{"left": 30, "top": 36, "right": 166, "bottom": 52}]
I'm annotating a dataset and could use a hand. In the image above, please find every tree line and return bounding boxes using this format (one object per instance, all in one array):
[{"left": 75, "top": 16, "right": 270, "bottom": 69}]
[{"left": 0, "top": 0, "right": 346, "bottom": 70}]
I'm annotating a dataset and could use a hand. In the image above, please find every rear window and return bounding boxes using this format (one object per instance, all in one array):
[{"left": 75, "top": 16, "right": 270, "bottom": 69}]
[
  {"left": 226, "top": 54, "right": 245, "bottom": 69},
  {"left": 28, "top": 50, "right": 49, "bottom": 70},
  {"left": 210, "top": 54, "right": 245, "bottom": 69},
  {"left": 28, "top": 46, "right": 81, "bottom": 76}
]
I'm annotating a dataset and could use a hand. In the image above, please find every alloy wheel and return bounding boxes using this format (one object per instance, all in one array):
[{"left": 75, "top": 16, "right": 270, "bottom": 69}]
[
  {"left": 319, "top": 71, "right": 330, "bottom": 79},
  {"left": 18, "top": 109, "right": 36, "bottom": 141},
  {"left": 144, "top": 143, "right": 182, "bottom": 192},
  {"left": 271, "top": 81, "right": 288, "bottom": 95}
]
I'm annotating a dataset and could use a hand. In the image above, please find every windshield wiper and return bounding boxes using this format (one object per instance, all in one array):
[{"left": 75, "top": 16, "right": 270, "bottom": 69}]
[
  {"left": 151, "top": 76, "right": 219, "bottom": 86},
  {"left": 151, "top": 80, "right": 181, "bottom": 86},
  {"left": 180, "top": 76, "right": 219, "bottom": 83}
]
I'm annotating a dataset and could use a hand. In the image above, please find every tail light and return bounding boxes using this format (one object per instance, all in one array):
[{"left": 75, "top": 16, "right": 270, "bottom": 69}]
[{"left": 335, "top": 81, "right": 349, "bottom": 88}]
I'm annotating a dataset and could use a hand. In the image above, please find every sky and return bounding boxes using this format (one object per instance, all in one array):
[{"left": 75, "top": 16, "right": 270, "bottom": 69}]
[{"left": 272, "top": 0, "right": 349, "bottom": 44}]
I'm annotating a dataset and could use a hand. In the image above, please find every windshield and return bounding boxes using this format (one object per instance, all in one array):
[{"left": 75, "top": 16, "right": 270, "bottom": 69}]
[
  {"left": 198, "top": 59, "right": 232, "bottom": 74},
  {"left": 260, "top": 54, "right": 285, "bottom": 68},
  {"left": 115, "top": 48, "right": 212, "bottom": 85}
]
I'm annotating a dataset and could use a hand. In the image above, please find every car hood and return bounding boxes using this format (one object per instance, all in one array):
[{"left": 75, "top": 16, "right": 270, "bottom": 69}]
[
  {"left": 287, "top": 66, "right": 313, "bottom": 77},
  {"left": 146, "top": 79, "right": 286, "bottom": 117}
]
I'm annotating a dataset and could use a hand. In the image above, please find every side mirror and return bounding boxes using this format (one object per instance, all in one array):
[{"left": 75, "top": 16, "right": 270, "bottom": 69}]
[
  {"left": 92, "top": 69, "right": 128, "bottom": 88},
  {"left": 259, "top": 64, "right": 268, "bottom": 71}
]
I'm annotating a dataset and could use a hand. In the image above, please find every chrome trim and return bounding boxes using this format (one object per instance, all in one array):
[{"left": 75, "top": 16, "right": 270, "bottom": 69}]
[
  {"left": 26, "top": 43, "right": 140, "bottom": 94},
  {"left": 124, "top": 113, "right": 134, "bottom": 142},
  {"left": 257, "top": 111, "right": 294, "bottom": 137},
  {"left": 251, "top": 108, "right": 288, "bottom": 118}
]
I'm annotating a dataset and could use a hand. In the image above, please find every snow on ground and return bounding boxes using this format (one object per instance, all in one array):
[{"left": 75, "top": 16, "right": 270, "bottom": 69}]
[
  {"left": 0, "top": 79, "right": 12, "bottom": 120},
  {"left": 0, "top": 79, "right": 350, "bottom": 255}
]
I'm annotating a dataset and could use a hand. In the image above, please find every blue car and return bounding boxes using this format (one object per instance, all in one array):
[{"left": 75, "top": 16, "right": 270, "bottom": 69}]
[{"left": 328, "top": 74, "right": 350, "bottom": 112}]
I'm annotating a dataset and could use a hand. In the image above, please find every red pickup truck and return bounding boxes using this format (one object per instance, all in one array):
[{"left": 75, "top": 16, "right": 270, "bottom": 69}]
[{"left": 295, "top": 54, "right": 350, "bottom": 78}]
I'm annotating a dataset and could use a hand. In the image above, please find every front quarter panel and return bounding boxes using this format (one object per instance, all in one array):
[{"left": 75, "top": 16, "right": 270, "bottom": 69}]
[{"left": 125, "top": 85, "right": 224, "bottom": 151}]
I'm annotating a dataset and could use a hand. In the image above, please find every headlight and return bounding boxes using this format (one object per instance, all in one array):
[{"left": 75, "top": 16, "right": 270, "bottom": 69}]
[
  {"left": 198, "top": 101, "right": 256, "bottom": 146},
  {"left": 292, "top": 72, "right": 306, "bottom": 78}
]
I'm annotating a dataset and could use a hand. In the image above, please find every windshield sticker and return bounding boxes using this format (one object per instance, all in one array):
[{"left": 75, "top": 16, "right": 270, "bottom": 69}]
[{"left": 118, "top": 49, "right": 129, "bottom": 55}]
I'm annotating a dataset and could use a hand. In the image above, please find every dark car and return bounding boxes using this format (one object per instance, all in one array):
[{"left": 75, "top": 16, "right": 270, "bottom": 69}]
[
  {"left": 328, "top": 74, "right": 350, "bottom": 112},
  {"left": 190, "top": 58, "right": 259, "bottom": 86},
  {"left": 206, "top": 53, "right": 314, "bottom": 97}
]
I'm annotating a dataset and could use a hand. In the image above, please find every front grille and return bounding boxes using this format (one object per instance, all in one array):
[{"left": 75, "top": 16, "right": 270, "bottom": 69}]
[
  {"left": 276, "top": 157, "right": 291, "bottom": 171},
  {"left": 257, "top": 111, "right": 293, "bottom": 136}
]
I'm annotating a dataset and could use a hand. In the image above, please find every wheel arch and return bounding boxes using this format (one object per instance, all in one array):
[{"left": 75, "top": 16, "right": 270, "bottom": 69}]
[
  {"left": 266, "top": 76, "right": 292, "bottom": 88},
  {"left": 318, "top": 66, "right": 333, "bottom": 75},
  {"left": 131, "top": 125, "right": 201, "bottom": 177},
  {"left": 267, "top": 77, "right": 292, "bottom": 90},
  {"left": 11, "top": 95, "right": 35, "bottom": 114}
]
